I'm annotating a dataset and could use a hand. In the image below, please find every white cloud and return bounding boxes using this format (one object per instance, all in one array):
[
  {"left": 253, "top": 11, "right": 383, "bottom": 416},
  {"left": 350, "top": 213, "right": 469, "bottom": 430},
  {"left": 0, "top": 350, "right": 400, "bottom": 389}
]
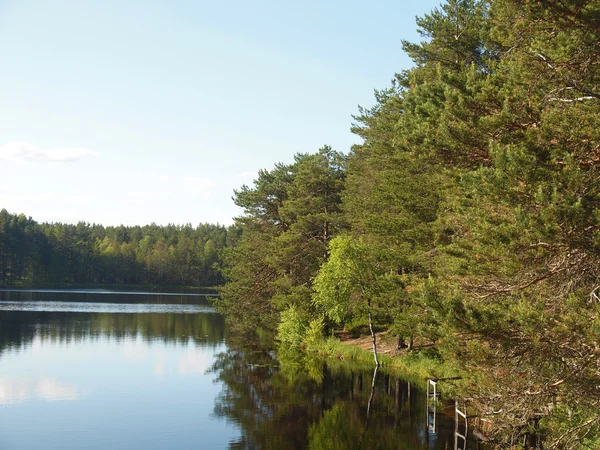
[
  {"left": 0, "top": 141, "right": 97, "bottom": 162},
  {"left": 183, "top": 176, "right": 215, "bottom": 197},
  {"left": 158, "top": 175, "right": 169, "bottom": 182}
]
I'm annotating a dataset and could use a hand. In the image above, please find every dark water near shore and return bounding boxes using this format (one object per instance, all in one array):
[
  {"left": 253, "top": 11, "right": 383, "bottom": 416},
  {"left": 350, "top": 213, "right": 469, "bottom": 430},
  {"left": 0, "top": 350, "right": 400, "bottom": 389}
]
[{"left": 0, "top": 290, "right": 482, "bottom": 449}]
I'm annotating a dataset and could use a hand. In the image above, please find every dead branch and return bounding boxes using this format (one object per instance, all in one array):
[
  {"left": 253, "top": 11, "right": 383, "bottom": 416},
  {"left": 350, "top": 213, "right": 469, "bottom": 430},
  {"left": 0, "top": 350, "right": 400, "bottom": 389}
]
[{"left": 548, "top": 96, "right": 597, "bottom": 103}]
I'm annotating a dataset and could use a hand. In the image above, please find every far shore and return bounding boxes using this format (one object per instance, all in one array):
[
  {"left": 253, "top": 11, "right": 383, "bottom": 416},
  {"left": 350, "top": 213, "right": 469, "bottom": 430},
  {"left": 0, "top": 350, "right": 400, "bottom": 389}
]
[{"left": 0, "top": 282, "right": 219, "bottom": 295}]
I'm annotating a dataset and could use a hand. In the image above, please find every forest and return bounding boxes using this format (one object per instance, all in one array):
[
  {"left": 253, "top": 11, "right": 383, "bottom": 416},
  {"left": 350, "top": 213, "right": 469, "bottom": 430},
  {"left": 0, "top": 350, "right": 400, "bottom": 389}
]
[
  {"left": 0, "top": 208, "right": 235, "bottom": 287},
  {"left": 217, "top": 0, "right": 600, "bottom": 447}
]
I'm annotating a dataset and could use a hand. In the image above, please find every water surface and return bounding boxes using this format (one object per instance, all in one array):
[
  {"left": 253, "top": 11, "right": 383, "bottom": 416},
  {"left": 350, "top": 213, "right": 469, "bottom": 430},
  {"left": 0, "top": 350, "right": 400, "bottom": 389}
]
[{"left": 0, "top": 290, "right": 481, "bottom": 449}]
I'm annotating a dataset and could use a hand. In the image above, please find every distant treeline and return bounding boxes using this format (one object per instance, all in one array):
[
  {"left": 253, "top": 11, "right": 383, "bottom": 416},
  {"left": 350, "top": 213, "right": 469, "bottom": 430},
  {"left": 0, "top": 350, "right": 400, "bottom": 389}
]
[{"left": 0, "top": 209, "right": 238, "bottom": 286}]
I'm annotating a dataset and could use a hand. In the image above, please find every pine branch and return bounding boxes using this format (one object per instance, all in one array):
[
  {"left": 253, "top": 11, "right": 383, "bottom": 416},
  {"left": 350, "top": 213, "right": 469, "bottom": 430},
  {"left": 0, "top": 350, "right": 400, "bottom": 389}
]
[{"left": 547, "top": 416, "right": 600, "bottom": 450}]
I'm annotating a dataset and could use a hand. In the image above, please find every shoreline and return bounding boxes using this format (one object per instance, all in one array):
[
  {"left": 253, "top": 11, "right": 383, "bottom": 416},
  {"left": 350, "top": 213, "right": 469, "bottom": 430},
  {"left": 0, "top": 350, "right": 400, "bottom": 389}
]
[
  {"left": 303, "top": 332, "right": 465, "bottom": 390},
  {"left": 0, "top": 282, "right": 218, "bottom": 294}
]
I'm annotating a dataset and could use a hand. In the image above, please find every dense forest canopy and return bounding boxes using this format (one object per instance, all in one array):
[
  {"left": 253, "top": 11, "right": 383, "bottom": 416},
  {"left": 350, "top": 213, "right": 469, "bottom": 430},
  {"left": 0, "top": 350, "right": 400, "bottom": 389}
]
[
  {"left": 217, "top": 0, "right": 600, "bottom": 447},
  {"left": 0, "top": 208, "right": 236, "bottom": 287}
]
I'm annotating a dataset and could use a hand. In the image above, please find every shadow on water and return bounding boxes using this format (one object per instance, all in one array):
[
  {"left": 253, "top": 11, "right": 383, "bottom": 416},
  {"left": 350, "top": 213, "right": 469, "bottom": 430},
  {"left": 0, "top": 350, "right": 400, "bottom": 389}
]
[{"left": 209, "top": 346, "right": 485, "bottom": 450}]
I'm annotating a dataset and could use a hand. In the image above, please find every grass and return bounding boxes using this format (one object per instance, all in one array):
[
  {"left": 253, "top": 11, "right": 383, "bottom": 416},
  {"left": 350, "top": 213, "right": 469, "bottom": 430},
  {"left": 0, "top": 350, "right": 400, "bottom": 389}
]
[{"left": 305, "top": 335, "right": 465, "bottom": 391}]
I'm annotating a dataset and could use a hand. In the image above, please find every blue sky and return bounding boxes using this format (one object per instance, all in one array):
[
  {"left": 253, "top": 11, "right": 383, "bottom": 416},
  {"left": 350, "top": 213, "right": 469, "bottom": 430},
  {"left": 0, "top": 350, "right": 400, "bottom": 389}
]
[{"left": 0, "top": 0, "right": 442, "bottom": 226}]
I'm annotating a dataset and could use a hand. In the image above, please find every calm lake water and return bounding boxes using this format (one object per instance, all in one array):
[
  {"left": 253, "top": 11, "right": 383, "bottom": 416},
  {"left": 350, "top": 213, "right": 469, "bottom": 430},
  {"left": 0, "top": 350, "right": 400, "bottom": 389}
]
[{"left": 0, "top": 289, "right": 482, "bottom": 449}]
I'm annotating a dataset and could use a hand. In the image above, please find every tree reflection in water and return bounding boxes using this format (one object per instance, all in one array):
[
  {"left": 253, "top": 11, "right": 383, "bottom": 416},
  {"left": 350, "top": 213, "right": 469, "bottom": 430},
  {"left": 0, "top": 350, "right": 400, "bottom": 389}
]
[
  {"left": 0, "top": 309, "right": 226, "bottom": 355},
  {"left": 1, "top": 304, "right": 482, "bottom": 449},
  {"left": 209, "top": 347, "right": 464, "bottom": 450}
]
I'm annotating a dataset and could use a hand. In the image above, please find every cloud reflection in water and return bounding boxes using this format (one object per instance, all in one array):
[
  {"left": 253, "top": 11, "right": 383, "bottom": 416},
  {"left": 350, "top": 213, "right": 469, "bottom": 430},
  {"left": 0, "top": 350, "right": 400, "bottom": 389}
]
[{"left": 0, "top": 377, "right": 80, "bottom": 404}]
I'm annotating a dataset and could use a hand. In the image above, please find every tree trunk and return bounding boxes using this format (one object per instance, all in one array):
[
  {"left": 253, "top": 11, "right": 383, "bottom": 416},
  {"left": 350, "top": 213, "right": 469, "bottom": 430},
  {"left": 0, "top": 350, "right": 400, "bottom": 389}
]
[
  {"left": 367, "top": 299, "right": 380, "bottom": 367},
  {"left": 397, "top": 335, "right": 407, "bottom": 349}
]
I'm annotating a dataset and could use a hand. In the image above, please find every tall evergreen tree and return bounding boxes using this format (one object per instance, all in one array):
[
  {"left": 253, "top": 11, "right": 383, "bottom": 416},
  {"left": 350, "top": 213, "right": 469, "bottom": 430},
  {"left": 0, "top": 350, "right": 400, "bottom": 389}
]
[{"left": 217, "top": 147, "right": 346, "bottom": 337}]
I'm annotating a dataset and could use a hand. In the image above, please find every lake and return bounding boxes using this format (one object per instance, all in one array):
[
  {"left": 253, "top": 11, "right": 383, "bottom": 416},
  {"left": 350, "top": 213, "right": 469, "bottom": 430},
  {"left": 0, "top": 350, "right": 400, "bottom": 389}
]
[{"left": 0, "top": 290, "right": 482, "bottom": 449}]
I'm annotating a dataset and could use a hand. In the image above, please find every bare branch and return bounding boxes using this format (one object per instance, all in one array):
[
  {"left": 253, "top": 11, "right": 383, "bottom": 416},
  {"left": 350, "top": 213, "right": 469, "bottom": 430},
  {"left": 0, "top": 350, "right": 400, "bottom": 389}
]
[{"left": 548, "top": 96, "right": 597, "bottom": 103}]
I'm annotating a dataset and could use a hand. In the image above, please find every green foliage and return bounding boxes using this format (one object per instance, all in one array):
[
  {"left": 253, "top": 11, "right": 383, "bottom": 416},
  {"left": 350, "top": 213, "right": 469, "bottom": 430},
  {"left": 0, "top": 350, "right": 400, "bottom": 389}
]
[
  {"left": 302, "top": 316, "right": 326, "bottom": 355},
  {"left": 312, "top": 235, "right": 366, "bottom": 325},
  {"left": 277, "top": 306, "right": 307, "bottom": 357},
  {"left": 216, "top": 146, "right": 347, "bottom": 337},
  {"left": 219, "top": 0, "right": 600, "bottom": 445}
]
